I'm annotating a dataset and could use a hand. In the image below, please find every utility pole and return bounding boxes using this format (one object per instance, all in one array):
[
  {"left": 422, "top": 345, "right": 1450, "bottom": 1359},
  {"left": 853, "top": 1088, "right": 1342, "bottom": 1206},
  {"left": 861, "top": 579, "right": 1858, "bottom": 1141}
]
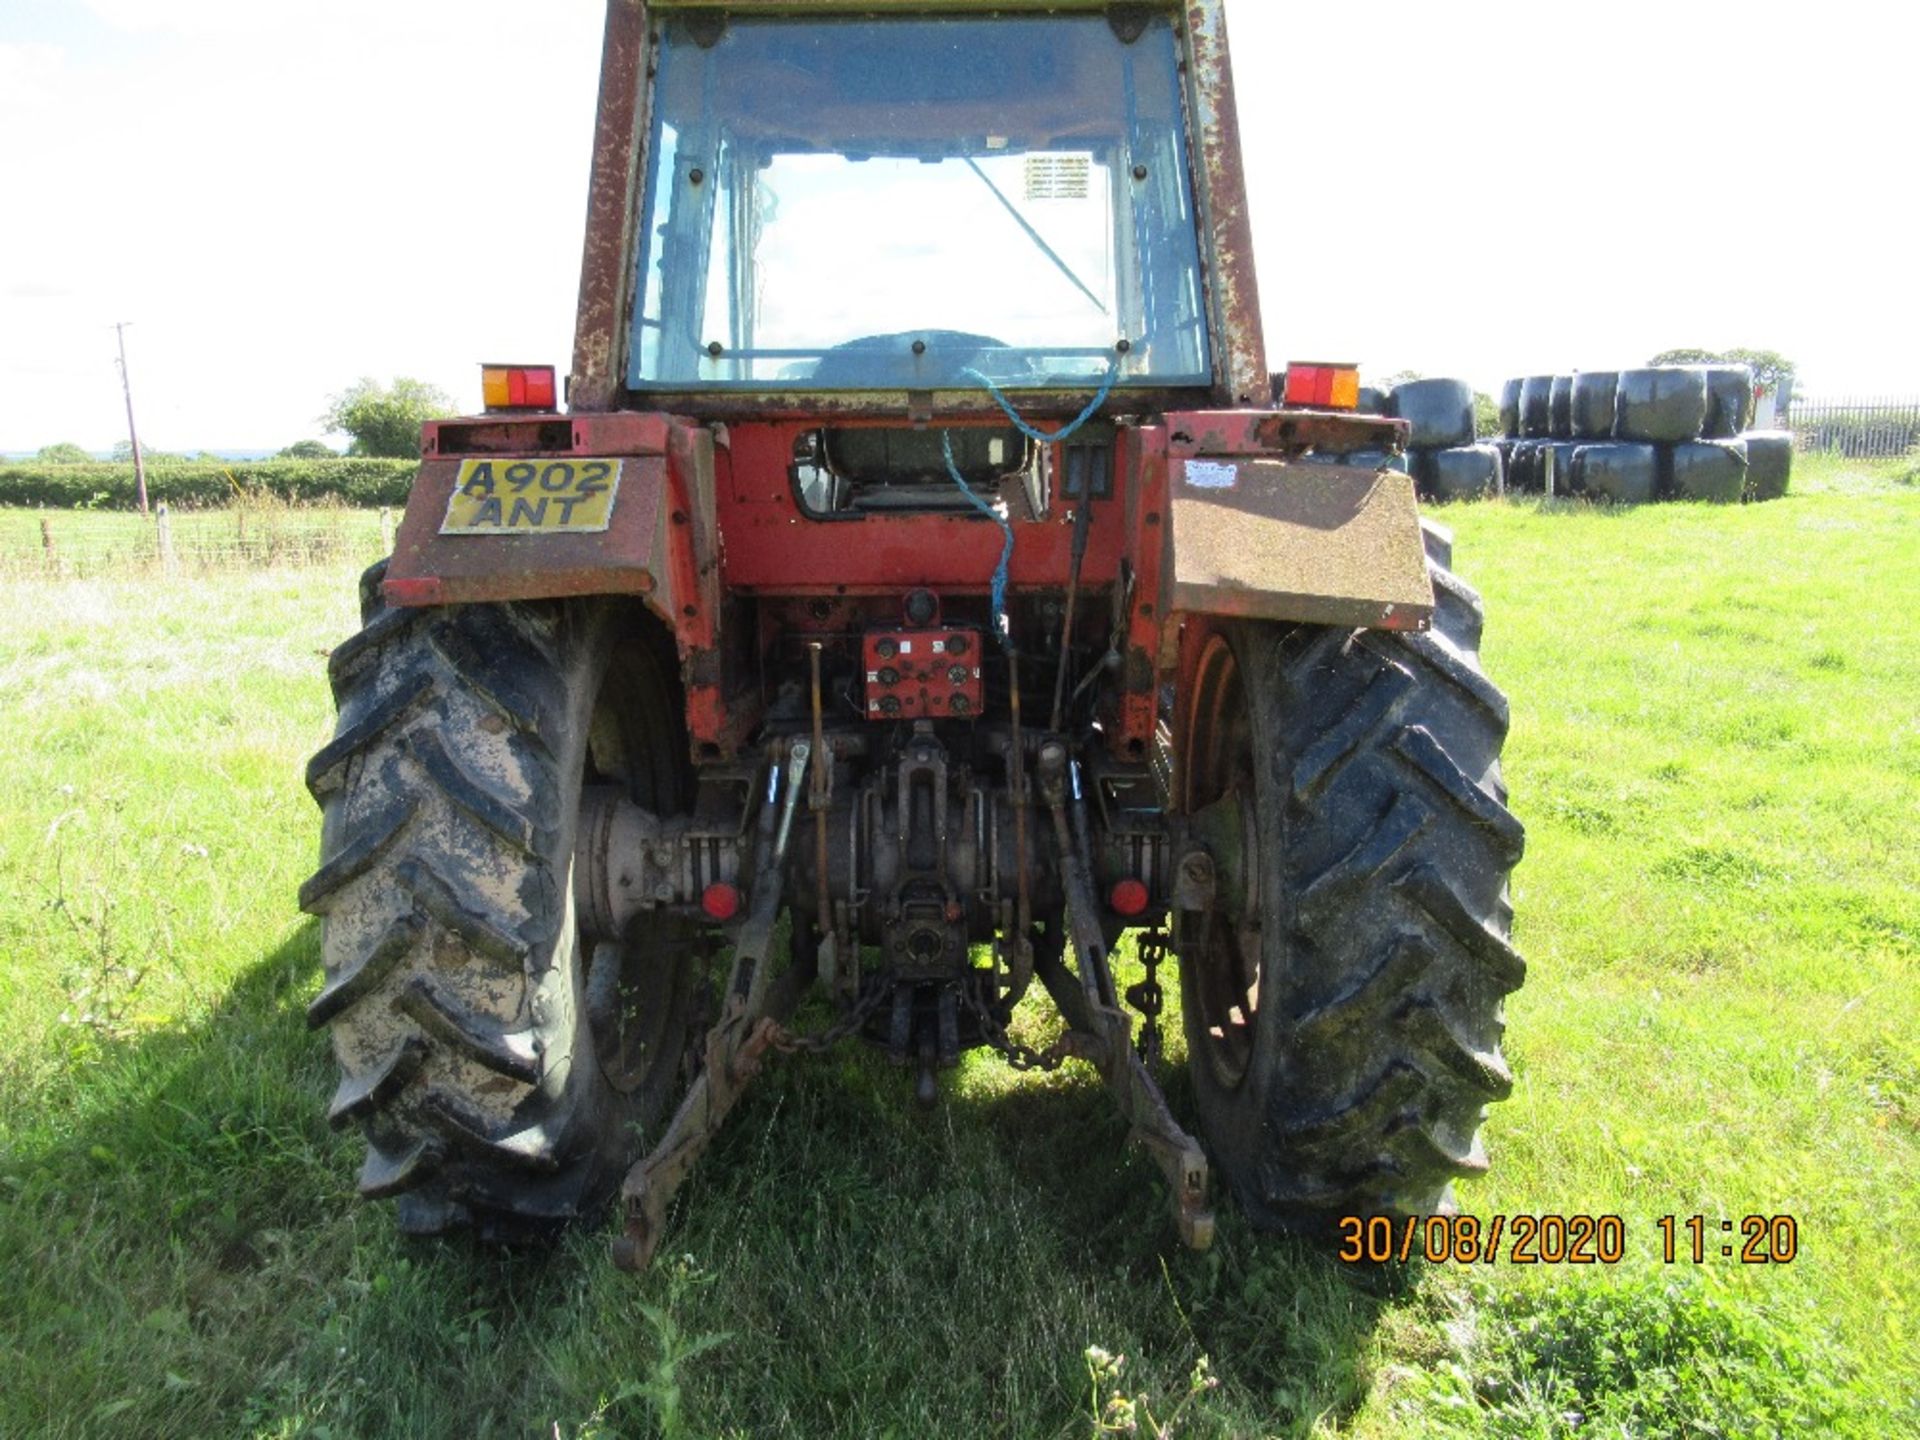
[{"left": 114, "top": 322, "right": 150, "bottom": 518}]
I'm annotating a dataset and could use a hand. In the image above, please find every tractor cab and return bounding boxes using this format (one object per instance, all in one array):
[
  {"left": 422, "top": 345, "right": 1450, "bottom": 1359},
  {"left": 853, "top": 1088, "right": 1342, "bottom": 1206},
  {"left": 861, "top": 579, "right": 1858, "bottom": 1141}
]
[
  {"left": 570, "top": 1, "right": 1272, "bottom": 423},
  {"left": 599, "top": 6, "right": 1249, "bottom": 517}
]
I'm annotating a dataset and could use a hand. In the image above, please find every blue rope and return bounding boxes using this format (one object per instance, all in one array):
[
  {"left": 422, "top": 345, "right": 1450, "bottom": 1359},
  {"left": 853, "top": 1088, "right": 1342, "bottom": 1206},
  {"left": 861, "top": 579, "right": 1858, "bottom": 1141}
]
[
  {"left": 942, "top": 431, "right": 1016, "bottom": 649},
  {"left": 959, "top": 361, "right": 1119, "bottom": 445},
  {"left": 944, "top": 362, "right": 1121, "bottom": 651}
]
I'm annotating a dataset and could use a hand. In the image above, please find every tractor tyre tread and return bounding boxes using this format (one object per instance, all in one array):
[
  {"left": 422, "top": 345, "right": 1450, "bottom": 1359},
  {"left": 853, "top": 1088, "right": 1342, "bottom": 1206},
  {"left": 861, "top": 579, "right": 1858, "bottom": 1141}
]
[
  {"left": 304, "top": 561, "right": 641, "bottom": 1241},
  {"left": 1186, "top": 539, "right": 1524, "bottom": 1230}
]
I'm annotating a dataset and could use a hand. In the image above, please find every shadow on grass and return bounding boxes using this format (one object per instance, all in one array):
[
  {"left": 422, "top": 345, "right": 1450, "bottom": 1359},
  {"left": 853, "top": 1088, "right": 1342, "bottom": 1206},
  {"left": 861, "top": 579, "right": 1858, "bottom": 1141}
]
[
  {"left": 1, "top": 926, "right": 1406, "bottom": 1439},
  {"left": 2, "top": 922, "right": 589, "bottom": 1436}
]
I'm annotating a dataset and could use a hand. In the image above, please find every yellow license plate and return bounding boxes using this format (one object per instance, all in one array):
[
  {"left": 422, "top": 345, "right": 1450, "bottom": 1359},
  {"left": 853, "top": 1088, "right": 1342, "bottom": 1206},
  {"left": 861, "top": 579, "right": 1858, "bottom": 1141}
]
[{"left": 440, "top": 458, "right": 623, "bottom": 535}]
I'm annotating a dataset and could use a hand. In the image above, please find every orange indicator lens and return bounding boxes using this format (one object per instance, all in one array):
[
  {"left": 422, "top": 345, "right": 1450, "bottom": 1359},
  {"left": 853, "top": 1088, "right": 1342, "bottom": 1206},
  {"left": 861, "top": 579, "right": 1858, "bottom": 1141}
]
[
  {"left": 481, "top": 364, "right": 558, "bottom": 412},
  {"left": 1283, "top": 362, "right": 1362, "bottom": 411}
]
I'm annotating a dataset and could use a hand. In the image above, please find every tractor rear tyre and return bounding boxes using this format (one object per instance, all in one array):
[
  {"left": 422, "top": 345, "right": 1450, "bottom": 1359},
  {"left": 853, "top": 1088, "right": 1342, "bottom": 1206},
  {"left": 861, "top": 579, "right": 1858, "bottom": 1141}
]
[
  {"left": 1177, "top": 527, "right": 1524, "bottom": 1230},
  {"left": 301, "top": 563, "right": 699, "bottom": 1239}
]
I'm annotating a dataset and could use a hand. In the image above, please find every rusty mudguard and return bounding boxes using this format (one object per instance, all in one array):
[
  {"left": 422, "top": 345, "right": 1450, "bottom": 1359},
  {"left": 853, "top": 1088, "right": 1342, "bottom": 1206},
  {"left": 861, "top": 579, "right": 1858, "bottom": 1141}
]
[
  {"left": 1163, "top": 410, "right": 1434, "bottom": 633},
  {"left": 381, "top": 412, "right": 717, "bottom": 627},
  {"left": 381, "top": 410, "right": 743, "bottom": 755}
]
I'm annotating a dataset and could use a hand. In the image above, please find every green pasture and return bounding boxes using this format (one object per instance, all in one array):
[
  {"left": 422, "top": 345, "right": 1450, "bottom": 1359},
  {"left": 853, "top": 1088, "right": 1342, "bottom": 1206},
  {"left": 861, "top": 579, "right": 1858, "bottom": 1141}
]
[
  {"left": 0, "top": 456, "right": 1913, "bottom": 1437},
  {"left": 0, "top": 503, "right": 390, "bottom": 580}
]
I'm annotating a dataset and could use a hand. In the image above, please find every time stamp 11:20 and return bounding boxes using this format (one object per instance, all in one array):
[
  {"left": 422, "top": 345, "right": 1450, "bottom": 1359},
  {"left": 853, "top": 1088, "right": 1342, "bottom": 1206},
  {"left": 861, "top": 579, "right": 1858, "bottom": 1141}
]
[{"left": 1336, "top": 1214, "right": 1802, "bottom": 1265}]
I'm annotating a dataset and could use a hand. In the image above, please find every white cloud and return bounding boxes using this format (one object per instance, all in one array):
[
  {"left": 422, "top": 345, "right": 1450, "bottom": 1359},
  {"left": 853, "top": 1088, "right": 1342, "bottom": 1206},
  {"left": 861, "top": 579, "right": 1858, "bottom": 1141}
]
[
  {"left": 5, "top": 282, "right": 75, "bottom": 301},
  {"left": 0, "top": 40, "right": 65, "bottom": 108},
  {"left": 80, "top": 0, "right": 250, "bottom": 35}
]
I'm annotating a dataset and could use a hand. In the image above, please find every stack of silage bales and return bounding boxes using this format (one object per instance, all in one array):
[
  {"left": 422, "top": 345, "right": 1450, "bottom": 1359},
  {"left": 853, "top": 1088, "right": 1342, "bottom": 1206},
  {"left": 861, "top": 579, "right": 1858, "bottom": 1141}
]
[
  {"left": 1495, "top": 364, "right": 1794, "bottom": 503},
  {"left": 1385, "top": 378, "right": 1505, "bottom": 500}
]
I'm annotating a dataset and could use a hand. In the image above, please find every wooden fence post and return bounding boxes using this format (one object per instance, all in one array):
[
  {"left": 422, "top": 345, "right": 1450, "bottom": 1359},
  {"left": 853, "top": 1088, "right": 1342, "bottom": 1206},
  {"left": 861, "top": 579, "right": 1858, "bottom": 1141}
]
[
  {"left": 156, "top": 503, "right": 177, "bottom": 577},
  {"left": 41, "top": 515, "right": 56, "bottom": 573},
  {"left": 379, "top": 506, "right": 395, "bottom": 555}
]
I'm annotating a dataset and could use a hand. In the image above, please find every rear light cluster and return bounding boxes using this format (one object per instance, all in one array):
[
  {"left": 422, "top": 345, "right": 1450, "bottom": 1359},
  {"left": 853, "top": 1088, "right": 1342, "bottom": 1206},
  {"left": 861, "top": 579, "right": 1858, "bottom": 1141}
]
[
  {"left": 481, "top": 364, "right": 558, "bottom": 412},
  {"left": 1282, "top": 362, "right": 1361, "bottom": 411}
]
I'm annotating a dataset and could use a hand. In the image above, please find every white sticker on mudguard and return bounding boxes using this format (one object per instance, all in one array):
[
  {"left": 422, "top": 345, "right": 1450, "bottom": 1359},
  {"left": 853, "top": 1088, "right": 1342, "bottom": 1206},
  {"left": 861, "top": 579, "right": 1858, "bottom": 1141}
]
[{"left": 1186, "top": 461, "right": 1238, "bottom": 490}]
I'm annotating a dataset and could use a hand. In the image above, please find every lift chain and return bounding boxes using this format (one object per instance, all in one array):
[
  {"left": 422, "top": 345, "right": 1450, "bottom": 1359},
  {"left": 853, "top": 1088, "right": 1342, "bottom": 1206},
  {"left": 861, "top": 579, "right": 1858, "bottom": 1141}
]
[
  {"left": 770, "top": 981, "right": 890, "bottom": 1058},
  {"left": 966, "top": 986, "right": 1077, "bottom": 1073},
  {"left": 1125, "top": 928, "right": 1171, "bottom": 1067}
]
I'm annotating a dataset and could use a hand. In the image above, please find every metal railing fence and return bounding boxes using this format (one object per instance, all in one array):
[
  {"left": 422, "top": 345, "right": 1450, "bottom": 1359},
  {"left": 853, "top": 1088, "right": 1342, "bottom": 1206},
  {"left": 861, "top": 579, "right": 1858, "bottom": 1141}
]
[{"left": 1783, "top": 396, "right": 1920, "bottom": 458}]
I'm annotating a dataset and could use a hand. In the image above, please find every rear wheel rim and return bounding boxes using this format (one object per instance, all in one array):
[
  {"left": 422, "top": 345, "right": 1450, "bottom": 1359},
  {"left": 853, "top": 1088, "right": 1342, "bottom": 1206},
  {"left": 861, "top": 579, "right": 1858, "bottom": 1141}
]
[
  {"left": 1182, "top": 634, "right": 1263, "bottom": 1092},
  {"left": 580, "top": 642, "right": 695, "bottom": 1101}
]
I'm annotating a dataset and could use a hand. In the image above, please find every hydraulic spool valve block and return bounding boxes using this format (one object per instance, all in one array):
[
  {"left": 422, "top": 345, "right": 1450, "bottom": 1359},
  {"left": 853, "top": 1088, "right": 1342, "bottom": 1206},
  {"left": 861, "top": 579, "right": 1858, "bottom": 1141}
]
[{"left": 864, "top": 628, "right": 984, "bottom": 720}]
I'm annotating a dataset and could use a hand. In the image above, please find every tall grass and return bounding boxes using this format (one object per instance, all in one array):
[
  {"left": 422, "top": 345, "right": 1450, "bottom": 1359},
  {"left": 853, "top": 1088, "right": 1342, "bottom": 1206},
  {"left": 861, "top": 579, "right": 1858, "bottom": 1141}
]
[{"left": 0, "top": 467, "right": 1913, "bottom": 1437}]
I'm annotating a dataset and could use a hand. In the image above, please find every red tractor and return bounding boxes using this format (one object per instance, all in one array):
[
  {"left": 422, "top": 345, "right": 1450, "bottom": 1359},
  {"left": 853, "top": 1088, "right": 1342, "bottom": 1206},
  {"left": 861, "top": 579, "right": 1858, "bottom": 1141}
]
[{"left": 304, "top": 0, "right": 1523, "bottom": 1269}]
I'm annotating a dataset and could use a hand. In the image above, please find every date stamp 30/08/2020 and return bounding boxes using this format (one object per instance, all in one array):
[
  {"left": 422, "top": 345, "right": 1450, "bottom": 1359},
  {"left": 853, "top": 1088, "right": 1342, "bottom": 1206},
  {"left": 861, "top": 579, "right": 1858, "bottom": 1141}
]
[{"left": 1337, "top": 1214, "right": 1802, "bottom": 1266}]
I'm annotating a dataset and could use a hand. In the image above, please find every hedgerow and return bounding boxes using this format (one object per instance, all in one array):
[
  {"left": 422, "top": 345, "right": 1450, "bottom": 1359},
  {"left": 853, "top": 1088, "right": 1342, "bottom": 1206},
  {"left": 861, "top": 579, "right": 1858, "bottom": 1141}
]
[{"left": 0, "top": 459, "right": 418, "bottom": 510}]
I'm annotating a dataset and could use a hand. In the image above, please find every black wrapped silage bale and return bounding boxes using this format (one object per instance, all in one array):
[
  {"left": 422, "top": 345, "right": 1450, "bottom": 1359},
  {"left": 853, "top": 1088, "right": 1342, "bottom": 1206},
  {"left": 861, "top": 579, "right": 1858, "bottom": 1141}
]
[
  {"left": 1499, "top": 378, "right": 1523, "bottom": 438},
  {"left": 1519, "top": 376, "right": 1555, "bottom": 438},
  {"left": 1502, "top": 441, "right": 1529, "bottom": 492},
  {"left": 1415, "top": 444, "right": 1504, "bottom": 501},
  {"left": 1505, "top": 440, "right": 1543, "bottom": 493},
  {"left": 1387, "top": 379, "right": 1476, "bottom": 449},
  {"left": 1743, "top": 430, "right": 1794, "bottom": 501},
  {"left": 1572, "top": 443, "right": 1658, "bottom": 504},
  {"left": 1357, "top": 386, "right": 1390, "bottom": 417},
  {"left": 1550, "top": 376, "right": 1575, "bottom": 439},
  {"left": 1700, "top": 365, "right": 1755, "bottom": 438},
  {"left": 1571, "top": 371, "right": 1618, "bottom": 439},
  {"left": 1671, "top": 439, "right": 1749, "bottom": 503},
  {"left": 1614, "top": 368, "right": 1708, "bottom": 443}
]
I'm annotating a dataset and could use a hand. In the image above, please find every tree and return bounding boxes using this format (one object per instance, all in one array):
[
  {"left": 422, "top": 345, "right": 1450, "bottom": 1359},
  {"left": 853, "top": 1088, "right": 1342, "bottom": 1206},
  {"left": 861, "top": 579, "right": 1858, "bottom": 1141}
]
[
  {"left": 112, "top": 439, "right": 185, "bottom": 464},
  {"left": 34, "top": 442, "right": 92, "bottom": 465},
  {"left": 1649, "top": 347, "right": 1797, "bottom": 392},
  {"left": 322, "top": 377, "right": 455, "bottom": 458},
  {"left": 278, "top": 439, "right": 338, "bottom": 460}
]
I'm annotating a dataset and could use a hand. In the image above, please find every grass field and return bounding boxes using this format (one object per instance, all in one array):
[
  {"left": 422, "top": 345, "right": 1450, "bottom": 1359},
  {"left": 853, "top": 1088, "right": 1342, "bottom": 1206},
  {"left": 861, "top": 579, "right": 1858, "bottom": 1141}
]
[
  {"left": 1, "top": 457, "right": 1915, "bottom": 1438},
  {"left": 0, "top": 502, "right": 388, "bottom": 579}
]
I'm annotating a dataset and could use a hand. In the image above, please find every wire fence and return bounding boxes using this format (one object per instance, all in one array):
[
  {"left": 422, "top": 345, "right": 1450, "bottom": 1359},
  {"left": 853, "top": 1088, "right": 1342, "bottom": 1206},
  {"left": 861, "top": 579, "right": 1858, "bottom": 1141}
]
[
  {"left": 1783, "top": 396, "right": 1920, "bottom": 459},
  {"left": 0, "top": 503, "right": 393, "bottom": 580}
]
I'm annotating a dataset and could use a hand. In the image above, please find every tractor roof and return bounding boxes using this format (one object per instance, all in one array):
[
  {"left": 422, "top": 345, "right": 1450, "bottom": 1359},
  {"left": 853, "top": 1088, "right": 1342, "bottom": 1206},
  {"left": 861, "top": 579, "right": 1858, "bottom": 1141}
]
[{"left": 650, "top": 10, "right": 1181, "bottom": 153}]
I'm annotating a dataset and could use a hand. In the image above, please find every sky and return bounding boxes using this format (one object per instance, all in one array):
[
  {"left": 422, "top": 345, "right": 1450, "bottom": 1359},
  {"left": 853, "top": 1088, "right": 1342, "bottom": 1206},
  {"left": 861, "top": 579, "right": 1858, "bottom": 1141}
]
[{"left": 1, "top": 0, "right": 1914, "bottom": 453}]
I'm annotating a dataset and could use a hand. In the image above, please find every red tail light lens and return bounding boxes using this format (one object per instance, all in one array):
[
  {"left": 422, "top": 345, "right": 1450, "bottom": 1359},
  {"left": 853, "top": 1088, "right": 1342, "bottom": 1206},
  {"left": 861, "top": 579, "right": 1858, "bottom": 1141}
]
[
  {"left": 701, "top": 883, "right": 741, "bottom": 922},
  {"left": 481, "top": 364, "right": 558, "bottom": 412},
  {"left": 1282, "top": 362, "right": 1361, "bottom": 411},
  {"left": 1109, "top": 879, "right": 1151, "bottom": 917}
]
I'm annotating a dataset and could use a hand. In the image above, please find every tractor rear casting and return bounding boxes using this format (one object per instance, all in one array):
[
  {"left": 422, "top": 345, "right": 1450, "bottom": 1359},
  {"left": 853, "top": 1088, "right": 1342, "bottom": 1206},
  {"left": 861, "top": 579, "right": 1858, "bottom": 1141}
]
[{"left": 303, "top": 0, "right": 1524, "bottom": 1269}]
